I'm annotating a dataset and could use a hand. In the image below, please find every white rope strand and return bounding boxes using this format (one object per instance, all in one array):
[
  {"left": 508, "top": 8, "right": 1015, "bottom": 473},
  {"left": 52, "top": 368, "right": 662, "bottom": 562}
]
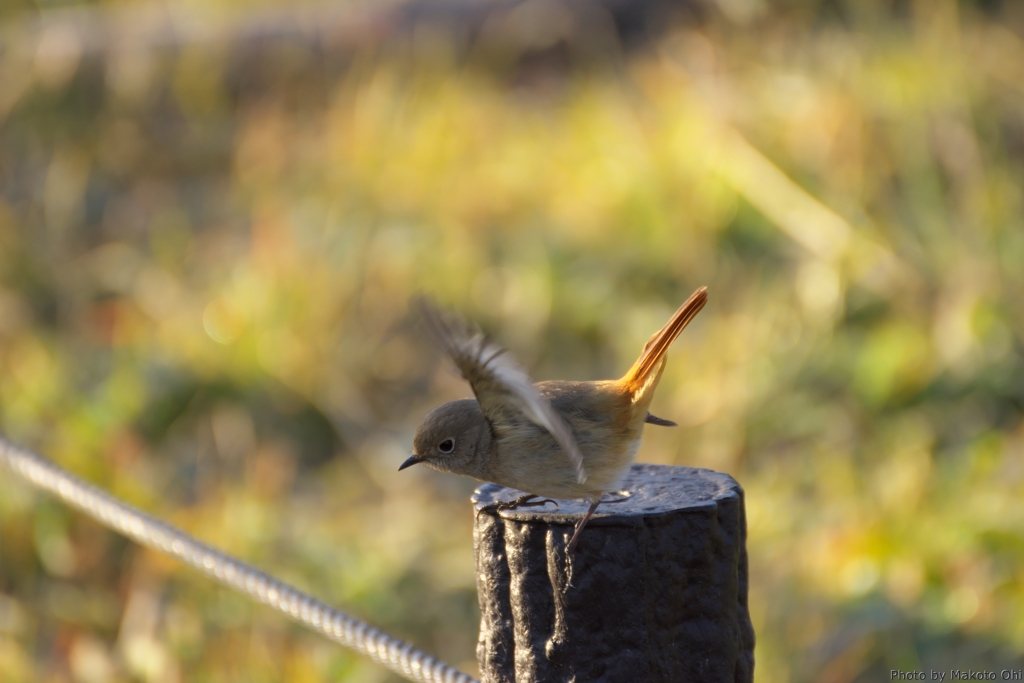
[{"left": 0, "top": 435, "right": 478, "bottom": 683}]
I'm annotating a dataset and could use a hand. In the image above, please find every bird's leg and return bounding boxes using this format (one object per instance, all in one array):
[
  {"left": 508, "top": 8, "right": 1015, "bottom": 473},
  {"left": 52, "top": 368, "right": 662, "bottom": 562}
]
[
  {"left": 477, "top": 493, "right": 558, "bottom": 519},
  {"left": 565, "top": 497, "right": 602, "bottom": 555}
]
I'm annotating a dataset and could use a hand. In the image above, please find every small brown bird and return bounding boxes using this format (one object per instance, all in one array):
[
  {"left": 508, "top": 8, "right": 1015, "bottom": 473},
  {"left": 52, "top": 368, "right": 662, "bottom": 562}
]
[{"left": 400, "top": 287, "right": 707, "bottom": 553}]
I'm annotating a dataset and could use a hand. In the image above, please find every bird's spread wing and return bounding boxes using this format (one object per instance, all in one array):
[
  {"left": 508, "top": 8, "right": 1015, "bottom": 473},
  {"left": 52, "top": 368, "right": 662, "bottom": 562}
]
[{"left": 414, "top": 297, "right": 587, "bottom": 484}]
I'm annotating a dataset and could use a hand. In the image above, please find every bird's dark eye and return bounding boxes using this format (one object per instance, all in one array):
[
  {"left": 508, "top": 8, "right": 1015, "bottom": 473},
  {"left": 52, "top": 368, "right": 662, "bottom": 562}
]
[{"left": 438, "top": 438, "right": 455, "bottom": 453}]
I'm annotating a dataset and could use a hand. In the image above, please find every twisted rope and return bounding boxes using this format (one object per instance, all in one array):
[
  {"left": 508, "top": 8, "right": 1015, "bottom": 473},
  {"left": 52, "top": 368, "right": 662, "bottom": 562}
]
[{"left": 0, "top": 435, "right": 478, "bottom": 683}]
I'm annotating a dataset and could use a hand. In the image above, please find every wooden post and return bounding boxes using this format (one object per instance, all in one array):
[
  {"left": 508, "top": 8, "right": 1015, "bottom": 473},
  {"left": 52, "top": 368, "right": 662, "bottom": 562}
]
[{"left": 473, "top": 463, "right": 754, "bottom": 683}]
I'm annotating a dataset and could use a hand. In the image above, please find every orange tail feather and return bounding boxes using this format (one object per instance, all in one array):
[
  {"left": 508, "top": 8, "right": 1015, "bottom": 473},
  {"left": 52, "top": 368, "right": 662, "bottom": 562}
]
[{"left": 618, "top": 286, "right": 707, "bottom": 398}]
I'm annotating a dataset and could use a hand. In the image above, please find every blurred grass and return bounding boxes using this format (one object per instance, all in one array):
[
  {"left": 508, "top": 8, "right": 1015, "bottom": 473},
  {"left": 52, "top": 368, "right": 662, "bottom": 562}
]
[{"left": 2, "top": 0, "right": 1024, "bottom": 681}]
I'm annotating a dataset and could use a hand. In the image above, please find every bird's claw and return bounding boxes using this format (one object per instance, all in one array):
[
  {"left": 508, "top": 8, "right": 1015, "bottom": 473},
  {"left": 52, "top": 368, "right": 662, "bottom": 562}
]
[
  {"left": 477, "top": 494, "right": 558, "bottom": 519},
  {"left": 516, "top": 497, "right": 558, "bottom": 510},
  {"left": 601, "top": 490, "right": 633, "bottom": 504}
]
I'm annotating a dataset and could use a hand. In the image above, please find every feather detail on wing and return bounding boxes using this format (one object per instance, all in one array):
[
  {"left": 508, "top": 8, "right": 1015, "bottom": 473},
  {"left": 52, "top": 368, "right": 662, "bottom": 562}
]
[{"left": 413, "top": 297, "right": 587, "bottom": 484}]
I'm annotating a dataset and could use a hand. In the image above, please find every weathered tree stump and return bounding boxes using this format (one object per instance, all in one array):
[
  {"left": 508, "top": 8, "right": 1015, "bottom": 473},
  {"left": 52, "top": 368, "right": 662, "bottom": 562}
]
[{"left": 472, "top": 463, "right": 754, "bottom": 683}]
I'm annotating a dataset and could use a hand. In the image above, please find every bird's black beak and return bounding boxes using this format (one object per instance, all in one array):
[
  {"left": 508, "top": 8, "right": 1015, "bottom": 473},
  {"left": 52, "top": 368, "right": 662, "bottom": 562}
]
[{"left": 398, "top": 454, "right": 424, "bottom": 471}]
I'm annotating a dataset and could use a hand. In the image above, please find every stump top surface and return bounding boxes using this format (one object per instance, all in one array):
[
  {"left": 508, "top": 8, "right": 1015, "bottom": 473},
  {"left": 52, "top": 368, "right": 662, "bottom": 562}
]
[{"left": 472, "top": 463, "right": 740, "bottom": 524}]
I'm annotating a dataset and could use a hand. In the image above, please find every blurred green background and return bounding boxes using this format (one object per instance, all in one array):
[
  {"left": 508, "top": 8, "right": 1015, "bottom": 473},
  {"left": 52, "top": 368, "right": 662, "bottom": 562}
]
[{"left": 1, "top": 0, "right": 1023, "bottom": 681}]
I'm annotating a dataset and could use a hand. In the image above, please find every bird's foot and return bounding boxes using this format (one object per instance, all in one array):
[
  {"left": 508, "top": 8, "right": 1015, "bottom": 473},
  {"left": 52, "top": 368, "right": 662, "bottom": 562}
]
[
  {"left": 601, "top": 490, "right": 633, "bottom": 504},
  {"left": 477, "top": 494, "right": 558, "bottom": 519}
]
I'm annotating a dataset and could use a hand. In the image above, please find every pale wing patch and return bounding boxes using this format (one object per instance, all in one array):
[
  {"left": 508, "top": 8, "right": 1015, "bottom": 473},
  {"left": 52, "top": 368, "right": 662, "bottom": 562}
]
[{"left": 414, "top": 297, "right": 587, "bottom": 484}]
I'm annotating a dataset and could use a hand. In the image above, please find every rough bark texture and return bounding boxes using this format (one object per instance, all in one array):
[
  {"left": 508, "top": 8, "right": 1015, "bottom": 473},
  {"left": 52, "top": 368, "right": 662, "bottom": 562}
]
[{"left": 473, "top": 463, "right": 754, "bottom": 683}]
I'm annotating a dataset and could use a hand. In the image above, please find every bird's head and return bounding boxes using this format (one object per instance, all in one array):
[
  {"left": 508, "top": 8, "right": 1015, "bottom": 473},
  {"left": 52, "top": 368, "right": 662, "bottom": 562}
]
[{"left": 401, "top": 398, "right": 491, "bottom": 476}]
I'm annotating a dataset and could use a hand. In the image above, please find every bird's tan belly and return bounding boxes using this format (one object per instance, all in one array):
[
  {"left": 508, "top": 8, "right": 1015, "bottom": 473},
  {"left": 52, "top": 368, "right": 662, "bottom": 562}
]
[{"left": 483, "top": 421, "right": 641, "bottom": 500}]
